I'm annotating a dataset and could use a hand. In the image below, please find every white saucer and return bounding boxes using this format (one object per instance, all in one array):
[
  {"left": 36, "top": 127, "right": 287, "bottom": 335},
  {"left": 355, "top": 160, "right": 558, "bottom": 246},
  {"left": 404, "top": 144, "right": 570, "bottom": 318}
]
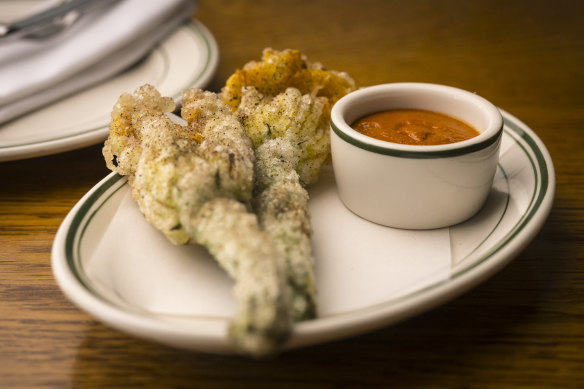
[
  {"left": 0, "top": 19, "right": 218, "bottom": 161},
  {"left": 51, "top": 110, "right": 555, "bottom": 354}
]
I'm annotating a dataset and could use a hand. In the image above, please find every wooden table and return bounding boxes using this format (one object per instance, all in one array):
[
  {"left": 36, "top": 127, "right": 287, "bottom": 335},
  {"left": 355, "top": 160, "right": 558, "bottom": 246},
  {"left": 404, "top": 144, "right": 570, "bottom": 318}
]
[{"left": 1, "top": 1, "right": 583, "bottom": 387}]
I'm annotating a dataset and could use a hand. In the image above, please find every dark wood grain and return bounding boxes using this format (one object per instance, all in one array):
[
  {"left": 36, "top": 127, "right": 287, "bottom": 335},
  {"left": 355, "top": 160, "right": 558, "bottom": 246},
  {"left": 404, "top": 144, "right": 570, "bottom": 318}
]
[{"left": 1, "top": 0, "right": 583, "bottom": 387}]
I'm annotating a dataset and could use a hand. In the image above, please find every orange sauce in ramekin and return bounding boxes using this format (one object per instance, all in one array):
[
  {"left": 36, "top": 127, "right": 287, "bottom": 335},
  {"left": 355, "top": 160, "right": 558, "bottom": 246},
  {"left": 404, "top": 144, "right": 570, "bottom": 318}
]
[{"left": 352, "top": 109, "right": 480, "bottom": 146}]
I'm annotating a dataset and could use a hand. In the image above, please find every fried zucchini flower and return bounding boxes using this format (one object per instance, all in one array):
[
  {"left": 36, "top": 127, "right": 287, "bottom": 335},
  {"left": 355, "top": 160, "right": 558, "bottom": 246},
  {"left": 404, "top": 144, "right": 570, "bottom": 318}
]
[
  {"left": 222, "top": 49, "right": 356, "bottom": 321},
  {"left": 103, "top": 84, "right": 292, "bottom": 356}
]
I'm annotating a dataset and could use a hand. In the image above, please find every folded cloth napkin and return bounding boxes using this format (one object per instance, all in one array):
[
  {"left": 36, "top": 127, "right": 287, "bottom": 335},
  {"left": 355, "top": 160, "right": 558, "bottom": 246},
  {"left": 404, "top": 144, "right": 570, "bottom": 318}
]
[{"left": 0, "top": 0, "right": 196, "bottom": 124}]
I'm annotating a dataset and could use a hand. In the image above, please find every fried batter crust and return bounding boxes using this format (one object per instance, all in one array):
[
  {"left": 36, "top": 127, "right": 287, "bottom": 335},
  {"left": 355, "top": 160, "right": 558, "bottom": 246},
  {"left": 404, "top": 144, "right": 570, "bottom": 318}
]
[
  {"left": 223, "top": 48, "right": 356, "bottom": 114},
  {"left": 101, "top": 48, "right": 356, "bottom": 355},
  {"left": 223, "top": 49, "right": 357, "bottom": 321},
  {"left": 103, "top": 85, "right": 292, "bottom": 357}
]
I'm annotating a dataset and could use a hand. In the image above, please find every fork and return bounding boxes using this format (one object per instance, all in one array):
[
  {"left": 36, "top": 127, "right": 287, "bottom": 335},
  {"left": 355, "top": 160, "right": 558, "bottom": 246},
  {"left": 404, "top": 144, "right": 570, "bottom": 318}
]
[{"left": 0, "top": 0, "right": 119, "bottom": 42}]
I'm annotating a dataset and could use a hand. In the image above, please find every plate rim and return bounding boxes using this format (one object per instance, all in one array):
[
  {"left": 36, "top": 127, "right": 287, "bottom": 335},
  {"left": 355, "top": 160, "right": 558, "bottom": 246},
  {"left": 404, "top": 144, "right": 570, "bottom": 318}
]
[
  {"left": 0, "top": 19, "right": 219, "bottom": 162},
  {"left": 51, "top": 109, "right": 556, "bottom": 352}
]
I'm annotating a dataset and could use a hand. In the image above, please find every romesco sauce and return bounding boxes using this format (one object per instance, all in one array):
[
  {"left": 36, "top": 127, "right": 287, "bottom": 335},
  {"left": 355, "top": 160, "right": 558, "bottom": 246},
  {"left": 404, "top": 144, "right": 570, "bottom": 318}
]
[{"left": 352, "top": 109, "right": 480, "bottom": 146}]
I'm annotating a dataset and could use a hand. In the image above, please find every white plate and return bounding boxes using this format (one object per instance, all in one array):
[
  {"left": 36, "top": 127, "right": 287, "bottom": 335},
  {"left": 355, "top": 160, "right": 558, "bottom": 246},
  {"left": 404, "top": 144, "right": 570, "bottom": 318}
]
[
  {"left": 0, "top": 17, "right": 218, "bottom": 162},
  {"left": 51, "top": 110, "right": 555, "bottom": 354}
]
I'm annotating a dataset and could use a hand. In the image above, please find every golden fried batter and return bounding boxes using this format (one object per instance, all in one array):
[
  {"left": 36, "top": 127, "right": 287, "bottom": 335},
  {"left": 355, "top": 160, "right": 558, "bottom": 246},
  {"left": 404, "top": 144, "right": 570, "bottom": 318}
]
[
  {"left": 101, "top": 48, "right": 356, "bottom": 355},
  {"left": 222, "top": 48, "right": 356, "bottom": 113},
  {"left": 222, "top": 49, "right": 357, "bottom": 321},
  {"left": 103, "top": 85, "right": 292, "bottom": 357}
]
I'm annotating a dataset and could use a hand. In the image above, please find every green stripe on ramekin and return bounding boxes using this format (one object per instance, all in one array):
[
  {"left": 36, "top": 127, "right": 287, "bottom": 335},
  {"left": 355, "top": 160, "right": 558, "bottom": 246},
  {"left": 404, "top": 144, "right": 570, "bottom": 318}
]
[{"left": 331, "top": 120, "right": 504, "bottom": 158}]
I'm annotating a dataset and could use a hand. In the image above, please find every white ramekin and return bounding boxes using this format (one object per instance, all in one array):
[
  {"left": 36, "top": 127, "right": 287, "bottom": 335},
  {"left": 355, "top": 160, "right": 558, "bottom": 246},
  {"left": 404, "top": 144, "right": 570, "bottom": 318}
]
[{"left": 330, "top": 82, "right": 503, "bottom": 229}]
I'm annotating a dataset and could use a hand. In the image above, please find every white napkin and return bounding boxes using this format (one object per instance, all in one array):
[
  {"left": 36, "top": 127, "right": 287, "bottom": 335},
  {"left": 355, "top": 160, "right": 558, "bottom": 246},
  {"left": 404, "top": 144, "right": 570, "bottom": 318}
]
[{"left": 0, "top": 0, "right": 196, "bottom": 124}]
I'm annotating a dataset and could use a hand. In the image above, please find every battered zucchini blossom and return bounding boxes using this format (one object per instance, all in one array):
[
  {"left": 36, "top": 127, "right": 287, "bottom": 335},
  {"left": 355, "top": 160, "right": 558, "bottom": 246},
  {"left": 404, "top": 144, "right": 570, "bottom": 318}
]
[
  {"left": 103, "top": 85, "right": 291, "bottom": 356},
  {"left": 101, "top": 48, "right": 356, "bottom": 356},
  {"left": 223, "top": 48, "right": 356, "bottom": 321}
]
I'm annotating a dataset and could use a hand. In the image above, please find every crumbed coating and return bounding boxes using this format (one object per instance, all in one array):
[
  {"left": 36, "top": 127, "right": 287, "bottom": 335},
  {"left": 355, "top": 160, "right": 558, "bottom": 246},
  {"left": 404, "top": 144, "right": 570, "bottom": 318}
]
[
  {"left": 100, "top": 48, "right": 357, "bottom": 355},
  {"left": 102, "top": 85, "right": 292, "bottom": 357},
  {"left": 224, "top": 48, "right": 356, "bottom": 185},
  {"left": 192, "top": 197, "right": 291, "bottom": 354},
  {"left": 254, "top": 139, "right": 316, "bottom": 320},
  {"left": 222, "top": 48, "right": 356, "bottom": 114},
  {"left": 236, "top": 86, "right": 330, "bottom": 186},
  {"left": 103, "top": 84, "right": 175, "bottom": 176},
  {"left": 104, "top": 85, "right": 256, "bottom": 245},
  {"left": 222, "top": 49, "right": 356, "bottom": 321}
]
